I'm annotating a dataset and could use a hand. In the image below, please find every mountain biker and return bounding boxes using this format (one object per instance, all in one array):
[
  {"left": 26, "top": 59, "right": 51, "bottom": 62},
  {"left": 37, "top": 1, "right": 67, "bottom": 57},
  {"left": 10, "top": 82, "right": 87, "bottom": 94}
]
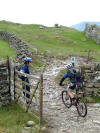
[
  {"left": 59, "top": 64, "right": 84, "bottom": 103},
  {"left": 19, "top": 57, "right": 32, "bottom": 104}
]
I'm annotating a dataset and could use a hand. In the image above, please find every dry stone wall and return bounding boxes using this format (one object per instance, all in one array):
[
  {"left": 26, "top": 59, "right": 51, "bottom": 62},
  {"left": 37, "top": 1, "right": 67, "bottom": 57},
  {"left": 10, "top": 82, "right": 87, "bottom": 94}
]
[
  {"left": 0, "top": 60, "right": 11, "bottom": 107},
  {"left": 84, "top": 24, "right": 100, "bottom": 44},
  {"left": 0, "top": 31, "right": 33, "bottom": 62},
  {"left": 84, "top": 63, "right": 100, "bottom": 97}
]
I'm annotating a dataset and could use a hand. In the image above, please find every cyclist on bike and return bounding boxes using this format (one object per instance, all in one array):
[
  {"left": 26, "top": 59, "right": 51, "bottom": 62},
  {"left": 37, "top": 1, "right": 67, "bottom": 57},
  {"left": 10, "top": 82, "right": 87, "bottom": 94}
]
[{"left": 59, "top": 64, "right": 84, "bottom": 104}]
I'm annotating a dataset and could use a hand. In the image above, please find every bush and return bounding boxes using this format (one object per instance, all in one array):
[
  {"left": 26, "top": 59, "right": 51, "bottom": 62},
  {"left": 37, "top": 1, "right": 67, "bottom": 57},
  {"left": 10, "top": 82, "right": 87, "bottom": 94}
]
[{"left": 54, "top": 24, "right": 59, "bottom": 28}]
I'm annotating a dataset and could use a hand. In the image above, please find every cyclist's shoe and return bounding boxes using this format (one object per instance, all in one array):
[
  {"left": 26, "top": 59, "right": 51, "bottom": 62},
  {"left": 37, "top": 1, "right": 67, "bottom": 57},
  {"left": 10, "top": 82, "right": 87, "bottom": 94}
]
[{"left": 59, "top": 83, "right": 64, "bottom": 86}]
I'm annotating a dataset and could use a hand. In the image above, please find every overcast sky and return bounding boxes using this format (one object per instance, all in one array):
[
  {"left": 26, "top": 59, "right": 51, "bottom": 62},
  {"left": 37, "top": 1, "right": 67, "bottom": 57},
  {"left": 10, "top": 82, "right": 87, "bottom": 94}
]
[{"left": 0, "top": 0, "right": 100, "bottom": 27}]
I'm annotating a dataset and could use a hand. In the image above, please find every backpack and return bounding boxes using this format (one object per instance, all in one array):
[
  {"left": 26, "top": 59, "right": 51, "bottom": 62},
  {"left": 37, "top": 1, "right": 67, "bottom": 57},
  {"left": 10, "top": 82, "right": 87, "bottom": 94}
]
[
  {"left": 74, "top": 69, "right": 82, "bottom": 80},
  {"left": 69, "top": 68, "right": 82, "bottom": 81}
]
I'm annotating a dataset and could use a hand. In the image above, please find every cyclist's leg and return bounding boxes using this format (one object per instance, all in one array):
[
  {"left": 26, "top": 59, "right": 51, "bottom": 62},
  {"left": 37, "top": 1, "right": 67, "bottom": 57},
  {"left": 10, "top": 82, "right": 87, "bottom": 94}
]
[
  {"left": 76, "top": 82, "right": 83, "bottom": 98},
  {"left": 67, "top": 83, "right": 77, "bottom": 105},
  {"left": 67, "top": 83, "right": 75, "bottom": 99},
  {"left": 67, "top": 91, "right": 74, "bottom": 98}
]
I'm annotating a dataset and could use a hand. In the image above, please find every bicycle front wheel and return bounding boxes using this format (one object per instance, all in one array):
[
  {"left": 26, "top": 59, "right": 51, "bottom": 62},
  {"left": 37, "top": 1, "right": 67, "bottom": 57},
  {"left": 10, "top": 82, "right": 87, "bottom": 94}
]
[
  {"left": 62, "top": 90, "right": 72, "bottom": 108},
  {"left": 76, "top": 98, "right": 87, "bottom": 117}
]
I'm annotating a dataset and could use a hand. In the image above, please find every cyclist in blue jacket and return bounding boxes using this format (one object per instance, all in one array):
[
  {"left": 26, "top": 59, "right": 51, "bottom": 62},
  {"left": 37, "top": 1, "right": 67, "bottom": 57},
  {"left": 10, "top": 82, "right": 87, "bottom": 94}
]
[{"left": 59, "top": 64, "right": 83, "bottom": 103}]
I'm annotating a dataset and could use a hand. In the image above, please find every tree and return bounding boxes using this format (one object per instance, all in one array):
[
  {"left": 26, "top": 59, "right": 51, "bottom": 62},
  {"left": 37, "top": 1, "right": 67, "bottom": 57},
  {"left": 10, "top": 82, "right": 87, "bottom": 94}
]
[{"left": 55, "top": 24, "right": 59, "bottom": 28}]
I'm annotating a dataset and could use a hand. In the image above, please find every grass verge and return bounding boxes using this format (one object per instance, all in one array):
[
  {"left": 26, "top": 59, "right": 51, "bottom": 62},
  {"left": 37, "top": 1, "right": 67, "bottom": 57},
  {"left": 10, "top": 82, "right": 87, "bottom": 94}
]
[
  {"left": 0, "top": 102, "right": 39, "bottom": 133},
  {"left": 85, "top": 96, "right": 100, "bottom": 103}
]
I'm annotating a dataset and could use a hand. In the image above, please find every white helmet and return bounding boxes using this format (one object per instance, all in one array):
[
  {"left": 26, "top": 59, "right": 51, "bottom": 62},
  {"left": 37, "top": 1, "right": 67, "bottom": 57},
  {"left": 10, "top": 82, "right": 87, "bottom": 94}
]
[{"left": 66, "top": 64, "right": 73, "bottom": 69}]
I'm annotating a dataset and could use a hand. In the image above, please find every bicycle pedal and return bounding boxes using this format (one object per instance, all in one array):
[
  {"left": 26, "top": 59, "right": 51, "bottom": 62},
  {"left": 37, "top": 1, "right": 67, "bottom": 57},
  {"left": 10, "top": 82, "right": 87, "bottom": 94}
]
[{"left": 72, "top": 100, "right": 77, "bottom": 105}]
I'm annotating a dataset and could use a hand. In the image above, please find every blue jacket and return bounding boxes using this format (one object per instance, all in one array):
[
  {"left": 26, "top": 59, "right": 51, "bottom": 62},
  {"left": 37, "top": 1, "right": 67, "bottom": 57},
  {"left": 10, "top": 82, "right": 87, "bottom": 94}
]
[
  {"left": 63, "top": 71, "right": 76, "bottom": 83},
  {"left": 21, "top": 65, "right": 30, "bottom": 74},
  {"left": 19, "top": 65, "right": 30, "bottom": 81},
  {"left": 63, "top": 72, "right": 69, "bottom": 79},
  {"left": 59, "top": 70, "right": 83, "bottom": 85}
]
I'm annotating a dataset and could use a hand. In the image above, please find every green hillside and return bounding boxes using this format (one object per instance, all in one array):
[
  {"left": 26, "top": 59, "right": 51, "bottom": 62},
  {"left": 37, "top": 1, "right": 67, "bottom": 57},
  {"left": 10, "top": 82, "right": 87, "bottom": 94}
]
[
  {"left": 0, "top": 40, "right": 16, "bottom": 58},
  {"left": 0, "top": 21, "right": 100, "bottom": 61}
]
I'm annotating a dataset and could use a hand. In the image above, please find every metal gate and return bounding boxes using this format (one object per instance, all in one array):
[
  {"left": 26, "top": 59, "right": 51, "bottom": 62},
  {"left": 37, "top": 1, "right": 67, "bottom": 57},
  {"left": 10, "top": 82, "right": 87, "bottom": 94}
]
[{"left": 14, "top": 68, "right": 43, "bottom": 125}]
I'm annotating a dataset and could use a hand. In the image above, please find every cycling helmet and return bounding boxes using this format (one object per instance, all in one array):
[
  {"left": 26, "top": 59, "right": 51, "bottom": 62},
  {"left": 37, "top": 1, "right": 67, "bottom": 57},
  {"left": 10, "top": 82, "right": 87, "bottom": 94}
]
[
  {"left": 25, "top": 57, "right": 32, "bottom": 62},
  {"left": 66, "top": 64, "right": 73, "bottom": 69}
]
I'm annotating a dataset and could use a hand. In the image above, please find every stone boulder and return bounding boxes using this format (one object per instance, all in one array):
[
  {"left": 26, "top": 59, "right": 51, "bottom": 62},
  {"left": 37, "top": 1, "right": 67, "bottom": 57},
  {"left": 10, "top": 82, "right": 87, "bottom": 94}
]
[{"left": 26, "top": 121, "right": 35, "bottom": 127}]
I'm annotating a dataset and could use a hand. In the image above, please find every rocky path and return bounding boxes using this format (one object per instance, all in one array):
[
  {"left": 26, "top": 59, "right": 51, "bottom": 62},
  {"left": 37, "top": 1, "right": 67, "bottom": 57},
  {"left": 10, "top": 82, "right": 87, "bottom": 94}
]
[{"left": 43, "top": 58, "right": 100, "bottom": 133}]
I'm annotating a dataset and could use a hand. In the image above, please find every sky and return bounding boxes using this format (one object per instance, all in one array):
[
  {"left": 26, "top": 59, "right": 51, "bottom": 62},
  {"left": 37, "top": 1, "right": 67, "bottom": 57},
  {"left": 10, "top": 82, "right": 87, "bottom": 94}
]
[{"left": 0, "top": 0, "right": 100, "bottom": 27}]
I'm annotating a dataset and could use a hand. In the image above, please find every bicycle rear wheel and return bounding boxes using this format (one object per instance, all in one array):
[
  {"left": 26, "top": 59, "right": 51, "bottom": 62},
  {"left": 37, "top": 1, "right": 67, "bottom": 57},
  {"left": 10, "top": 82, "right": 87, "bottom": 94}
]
[
  {"left": 76, "top": 98, "right": 87, "bottom": 117},
  {"left": 62, "top": 90, "right": 72, "bottom": 108}
]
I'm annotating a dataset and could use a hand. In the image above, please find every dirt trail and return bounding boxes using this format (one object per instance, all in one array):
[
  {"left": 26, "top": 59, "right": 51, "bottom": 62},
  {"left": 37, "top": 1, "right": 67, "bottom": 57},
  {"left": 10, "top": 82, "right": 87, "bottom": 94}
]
[{"left": 43, "top": 58, "right": 100, "bottom": 133}]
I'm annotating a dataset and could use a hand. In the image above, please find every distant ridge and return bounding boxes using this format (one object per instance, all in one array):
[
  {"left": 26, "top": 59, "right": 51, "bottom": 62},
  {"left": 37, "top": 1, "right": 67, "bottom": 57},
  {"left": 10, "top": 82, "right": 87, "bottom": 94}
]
[{"left": 71, "top": 21, "right": 100, "bottom": 31}]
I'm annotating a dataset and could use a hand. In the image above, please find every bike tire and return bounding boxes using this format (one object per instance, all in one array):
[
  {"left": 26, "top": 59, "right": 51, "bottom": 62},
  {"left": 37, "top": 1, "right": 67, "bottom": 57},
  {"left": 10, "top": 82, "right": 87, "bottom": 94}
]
[
  {"left": 76, "top": 98, "right": 87, "bottom": 117},
  {"left": 62, "top": 90, "right": 72, "bottom": 108}
]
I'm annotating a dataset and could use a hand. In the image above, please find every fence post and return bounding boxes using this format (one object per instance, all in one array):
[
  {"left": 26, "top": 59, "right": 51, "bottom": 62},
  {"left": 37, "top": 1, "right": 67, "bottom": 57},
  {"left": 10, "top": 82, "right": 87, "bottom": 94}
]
[
  {"left": 40, "top": 73, "right": 43, "bottom": 125},
  {"left": 14, "top": 67, "right": 16, "bottom": 100},
  {"left": 7, "top": 56, "right": 11, "bottom": 99}
]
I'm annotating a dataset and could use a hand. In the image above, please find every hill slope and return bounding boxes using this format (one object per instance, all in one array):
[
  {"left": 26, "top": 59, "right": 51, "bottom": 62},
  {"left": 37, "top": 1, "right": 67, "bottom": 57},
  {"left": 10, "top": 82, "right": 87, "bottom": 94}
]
[
  {"left": 0, "top": 39, "right": 16, "bottom": 58},
  {"left": 0, "top": 21, "right": 100, "bottom": 61},
  {"left": 71, "top": 21, "right": 100, "bottom": 31}
]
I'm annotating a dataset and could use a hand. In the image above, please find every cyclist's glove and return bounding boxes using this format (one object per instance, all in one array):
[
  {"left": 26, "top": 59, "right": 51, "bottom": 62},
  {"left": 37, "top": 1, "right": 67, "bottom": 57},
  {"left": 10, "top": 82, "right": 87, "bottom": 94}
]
[
  {"left": 59, "top": 83, "right": 64, "bottom": 86},
  {"left": 59, "top": 77, "right": 65, "bottom": 86}
]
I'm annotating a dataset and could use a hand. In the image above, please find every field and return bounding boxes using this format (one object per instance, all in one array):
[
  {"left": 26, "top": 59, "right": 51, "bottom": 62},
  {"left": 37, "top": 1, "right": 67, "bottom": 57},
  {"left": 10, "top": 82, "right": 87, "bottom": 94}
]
[{"left": 0, "top": 21, "right": 100, "bottom": 61}]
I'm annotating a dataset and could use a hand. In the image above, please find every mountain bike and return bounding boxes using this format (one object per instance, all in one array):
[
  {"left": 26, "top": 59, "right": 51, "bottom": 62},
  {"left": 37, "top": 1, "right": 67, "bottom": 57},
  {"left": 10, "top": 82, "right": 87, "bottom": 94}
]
[{"left": 62, "top": 86, "right": 87, "bottom": 117}]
